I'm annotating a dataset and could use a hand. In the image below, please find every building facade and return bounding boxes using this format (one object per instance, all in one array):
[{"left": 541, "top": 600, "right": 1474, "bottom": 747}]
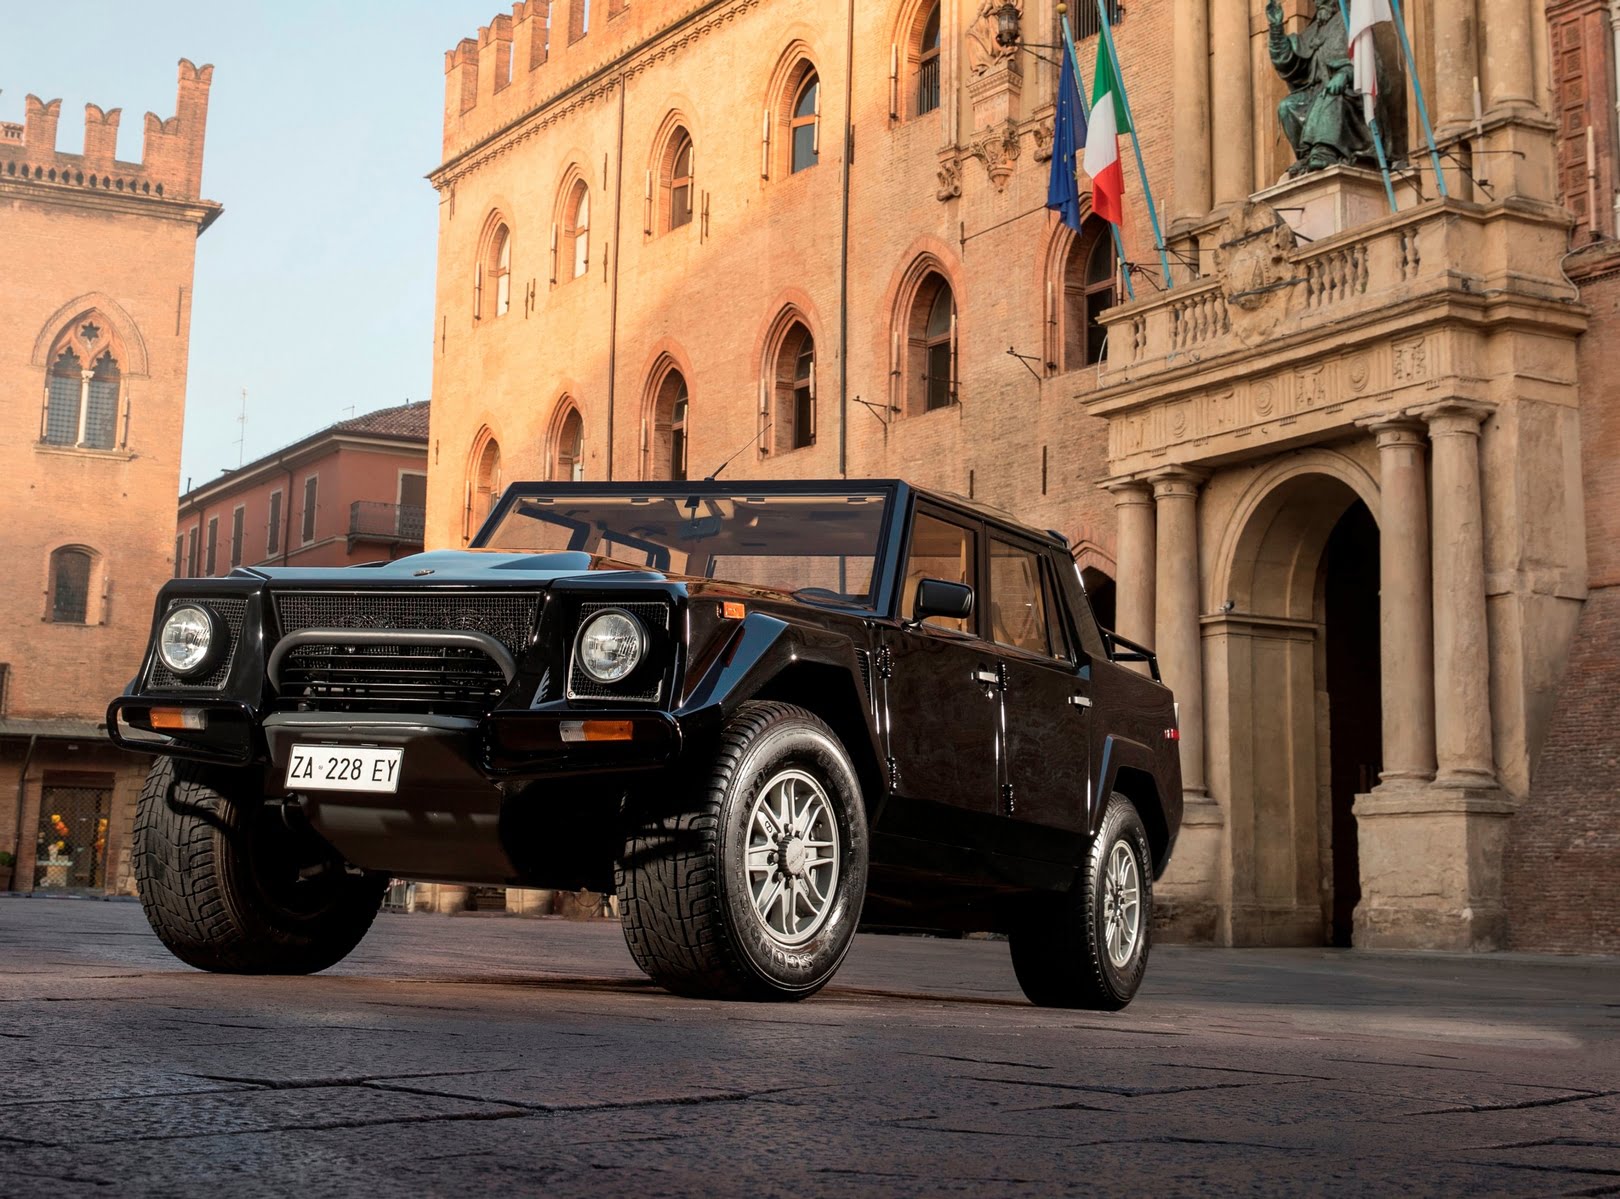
[
  {"left": 425, "top": 0, "right": 1617, "bottom": 949},
  {"left": 0, "top": 61, "right": 218, "bottom": 896},
  {"left": 175, "top": 402, "right": 431, "bottom": 577}
]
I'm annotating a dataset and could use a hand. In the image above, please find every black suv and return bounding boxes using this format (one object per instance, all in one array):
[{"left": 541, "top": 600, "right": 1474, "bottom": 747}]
[{"left": 111, "top": 480, "right": 1182, "bottom": 1009}]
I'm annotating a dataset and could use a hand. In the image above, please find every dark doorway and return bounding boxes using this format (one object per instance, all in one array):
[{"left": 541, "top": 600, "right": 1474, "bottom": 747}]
[
  {"left": 1321, "top": 501, "right": 1381, "bottom": 946},
  {"left": 1079, "top": 566, "right": 1117, "bottom": 633}
]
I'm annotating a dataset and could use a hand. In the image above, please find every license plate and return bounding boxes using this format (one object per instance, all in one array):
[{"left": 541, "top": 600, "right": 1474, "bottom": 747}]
[{"left": 285, "top": 745, "right": 403, "bottom": 794}]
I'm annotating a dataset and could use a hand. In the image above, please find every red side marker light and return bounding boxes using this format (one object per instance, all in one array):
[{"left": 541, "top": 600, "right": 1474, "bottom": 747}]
[
  {"left": 1164, "top": 727, "right": 1181, "bottom": 742},
  {"left": 720, "top": 601, "right": 747, "bottom": 620}
]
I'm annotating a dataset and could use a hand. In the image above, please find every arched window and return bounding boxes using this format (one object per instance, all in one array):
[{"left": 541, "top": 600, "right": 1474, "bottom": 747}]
[
  {"left": 649, "top": 368, "right": 690, "bottom": 481},
  {"left": 48, "top": 547, "right": 92, "bottom": 624},
  {"left": 667, "top": 129, "right": 694, "bottom": 232},
  {"left": 471, "top": 437, "right": 501, "bottom": 538},
  {"left": 42, "top": 320, "right": 122, "bottom": 450},
  {"left": 1064, "top": 219, "right": 1117, "bottom": 369},
  {"left": 566, "top": 181, "right": 591, "bottom": 279},
  {"left": 916, "top": 4, "right": 941, "bottom": 116},
  {"left": 45, "top": 347, "right": 82, "bottom": 446},
  {"left": 791, "top": 72, "right": 820, "bottom": 173},
  {"left": 898, "top": 271, "right": 957, "bottom": 417},
  {"left": 493, "top": 226, "right": 511, "bottom": 316},
  {"left": 554, "top": 406, "right": 585, "bottom": 480},
  {"left": 771, "top": 323, "right": 816, "bottom": 453}
]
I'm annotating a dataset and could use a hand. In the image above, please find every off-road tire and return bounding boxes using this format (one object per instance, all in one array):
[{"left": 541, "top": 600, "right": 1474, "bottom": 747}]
[
  {"left": 1009, "top": 793, "right": 1153, "bottom": 1010},
  {"left": 134, "top": 757, "right": 388, "bottom": 974},
  {"left": 617, "top": 701, "right": 869, "bottom": 1001}
]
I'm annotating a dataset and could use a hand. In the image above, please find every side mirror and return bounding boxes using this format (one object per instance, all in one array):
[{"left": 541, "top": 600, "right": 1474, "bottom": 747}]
[{"left": 913, "top": 578, "right": 974, "bottom": 623}]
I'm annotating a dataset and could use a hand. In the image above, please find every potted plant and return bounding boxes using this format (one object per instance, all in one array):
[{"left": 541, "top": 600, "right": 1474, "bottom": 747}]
[{"left": 0, "top": 851, "right": 14, "bottom": 892}]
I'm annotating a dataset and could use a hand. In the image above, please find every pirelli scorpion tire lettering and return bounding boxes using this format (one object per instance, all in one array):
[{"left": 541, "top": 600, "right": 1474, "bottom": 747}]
[
  {"left": 617, "top": 701, "right": 869, "bottom": 1001},
  {"left": 1008, "top": 793, "right": 1154, "bottom": 1011},
  {"left": 134, "top": 757, "right": 388, "bottom": 975}
]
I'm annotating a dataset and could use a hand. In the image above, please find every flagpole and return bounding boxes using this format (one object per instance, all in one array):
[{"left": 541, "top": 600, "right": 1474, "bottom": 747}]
[
  {"left": 1060, "top": 10, "right": 1134, "bottom": 301},
  {"left": 1094, "top": 0, "right": 1174, "bottom": 290},
  {"left": 1335, "top": 0, "right": 1399, "bottom": 214},
  {"left": 1382, "top": 0, "right": 1449, "bottom": 198}
]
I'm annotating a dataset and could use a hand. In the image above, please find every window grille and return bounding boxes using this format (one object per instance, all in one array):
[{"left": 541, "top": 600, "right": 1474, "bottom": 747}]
[{"left": 49, "top": 549, "right": 91, "bottom": 624}]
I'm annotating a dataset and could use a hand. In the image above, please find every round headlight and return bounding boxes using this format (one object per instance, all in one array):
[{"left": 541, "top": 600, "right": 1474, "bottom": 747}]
[
  {"left": 157, "top": 605, "right": 220, "bottom": 677},
  {"left": 575, "top": 608, "right": 647, "bottom": 684}
]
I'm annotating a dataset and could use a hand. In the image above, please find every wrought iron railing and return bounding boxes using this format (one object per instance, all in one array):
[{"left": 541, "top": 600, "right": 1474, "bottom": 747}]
[{"left": 349, "top": 501, "right": 425, "bottom": 542}]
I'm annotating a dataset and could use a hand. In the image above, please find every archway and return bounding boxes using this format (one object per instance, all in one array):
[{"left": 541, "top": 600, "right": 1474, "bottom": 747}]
[{"left": 1208, "top": 462, "right": 1381, "bottom": 946}]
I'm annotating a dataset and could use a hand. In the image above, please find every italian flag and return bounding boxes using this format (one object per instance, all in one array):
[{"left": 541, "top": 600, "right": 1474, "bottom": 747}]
[{"left": 1083, "top": 39, "right": 1129, "bottom": 229}]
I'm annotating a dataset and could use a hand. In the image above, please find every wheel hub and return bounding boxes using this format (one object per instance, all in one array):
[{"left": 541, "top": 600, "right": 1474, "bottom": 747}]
[{"left": 745, "top": 769, "right": 840, "bottom": 946}]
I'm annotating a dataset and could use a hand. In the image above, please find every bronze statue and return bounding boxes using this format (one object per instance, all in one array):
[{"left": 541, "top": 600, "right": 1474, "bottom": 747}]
[{"left": 1267, "top": 0, "right": 1387, "bottom": 175}]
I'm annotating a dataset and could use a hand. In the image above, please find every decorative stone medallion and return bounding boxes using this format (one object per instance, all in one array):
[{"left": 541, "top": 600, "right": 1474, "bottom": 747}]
[{"left": 1212, "top": 199, "right": 1299, "bottom": 348}]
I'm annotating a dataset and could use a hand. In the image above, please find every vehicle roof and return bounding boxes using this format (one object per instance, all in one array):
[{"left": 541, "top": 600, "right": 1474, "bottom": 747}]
[{"left": 493, "top": 479, "right": 1067, "bottom": 550}]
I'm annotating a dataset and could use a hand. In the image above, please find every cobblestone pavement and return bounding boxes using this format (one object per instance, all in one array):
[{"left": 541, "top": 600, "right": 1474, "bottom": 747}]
[{"left": 0, "top": 899, "right": 1616, "bottom": 1198}]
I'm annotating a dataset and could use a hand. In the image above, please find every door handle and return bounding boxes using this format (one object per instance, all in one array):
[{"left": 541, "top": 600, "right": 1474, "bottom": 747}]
[
  {"left": 974, "top": 669, "right": 999, "bottom": 685},
  {"left": 1069, "top": 694, "right": 1093, "bottom": 708}
]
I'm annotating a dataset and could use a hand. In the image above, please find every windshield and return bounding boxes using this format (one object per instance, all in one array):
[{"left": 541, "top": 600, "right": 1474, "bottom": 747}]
[{"left": 481, "top": 489, "right": 891, "bottom": 607}]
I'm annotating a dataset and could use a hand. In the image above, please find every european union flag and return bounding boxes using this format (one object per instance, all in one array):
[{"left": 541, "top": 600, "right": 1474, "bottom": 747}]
[{"left": 1046, "top": 35, "right": 1089, "bottom": 232}]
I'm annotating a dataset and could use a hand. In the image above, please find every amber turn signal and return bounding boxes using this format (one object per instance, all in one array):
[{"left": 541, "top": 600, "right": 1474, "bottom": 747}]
[
  {"left": 149, "top": 707, "right": 207, "bottom": 731},
  {"left": 720, "top": 601, "right": 747, "bottom": 620},
  {"left": 559, "top": 719, "right": 636, "bottom": 743}
]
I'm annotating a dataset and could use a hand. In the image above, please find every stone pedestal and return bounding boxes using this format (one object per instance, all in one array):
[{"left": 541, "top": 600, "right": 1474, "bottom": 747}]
[
  {"left": 1353, "top": 785, "right": 1515, "bottom": 949},
  {"left": 1253, "top": 166, "right": 1409, "bottom": 242},
  {"left": 416, "top": 883, "right": 470, "bottom": 914},
  {"left": 505, "top": 888, "right": 554, "bottom": 916},
  {"left": 1153, "top": 796, "right": 1226, "bottom": 943}
]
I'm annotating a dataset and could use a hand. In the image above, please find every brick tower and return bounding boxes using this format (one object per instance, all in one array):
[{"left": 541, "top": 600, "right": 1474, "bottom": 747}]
[{"left": 0, "top": 60, "right": 222, "bottom": 895}]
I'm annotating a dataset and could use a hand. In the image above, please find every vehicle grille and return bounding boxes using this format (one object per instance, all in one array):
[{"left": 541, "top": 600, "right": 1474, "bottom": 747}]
[
  {"left": 272, "top": 591, "right": 539, "bottom": 716},
  {"left": 147, "top": 598, "right": 248, "bottom": 691}
]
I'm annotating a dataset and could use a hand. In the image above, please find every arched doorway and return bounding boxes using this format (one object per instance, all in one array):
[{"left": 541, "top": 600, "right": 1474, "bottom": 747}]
[{"left": 1210, "top": 461, "right": 1381, "bottom": 946}]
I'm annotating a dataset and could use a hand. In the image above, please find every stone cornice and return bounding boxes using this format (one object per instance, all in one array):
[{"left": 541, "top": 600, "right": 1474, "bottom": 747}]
[
  {"left": 431, "top": 0, "right": 762, "bottom": 191},
  {"left": 0, "top": 176, "right": 222, "bottom": 231}
]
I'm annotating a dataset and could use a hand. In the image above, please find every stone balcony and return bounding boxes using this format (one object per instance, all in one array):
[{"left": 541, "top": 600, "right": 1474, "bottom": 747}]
[{"left": 1084, "top": 169, "right": 1585, "bottom": 480}]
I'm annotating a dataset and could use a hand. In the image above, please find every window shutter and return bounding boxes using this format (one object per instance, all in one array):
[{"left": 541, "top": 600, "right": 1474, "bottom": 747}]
[
  {"left": 761, "top": 108, "right": 772, "bottom": 179},
  {"left": 813, "top": 83, "right": 821, "bottom": 155},
  {"left": 474, "top": 262, "right": 483, "bottom": 319},
  {"left": 950, "top": 304, "right": 959, "bottom": 402},
  {"left": 550, "top": 223, "right": 559, "bottom": 283},
  {"left": 808, "top": 360, "right": 818, "bottom": 442},
  {"left": 645, "top": 168, "right": 654, "bottom": 234}
]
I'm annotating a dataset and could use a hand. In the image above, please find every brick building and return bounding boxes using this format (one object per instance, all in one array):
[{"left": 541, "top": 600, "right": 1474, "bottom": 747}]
[
  {"left": 425, "top": 0, "right": 1615, "bottom": 950},
  {"left": 175, "top": 401, "right": 431, "bottom": 578},
  {"left": 0, "top": 61, "right": 218, "bottom": 896}
]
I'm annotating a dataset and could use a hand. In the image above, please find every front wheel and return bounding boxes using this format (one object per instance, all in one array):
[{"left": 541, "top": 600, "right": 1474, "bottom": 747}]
[
  {"left": 617, "top": 701, "right": 869, "bottom": 1001},
  {"left": 133, "top": 757, "right": 388, "bottom": 974},
  {"left": 1009, "top": 793, "right": 1154, "bottom": 1010}
]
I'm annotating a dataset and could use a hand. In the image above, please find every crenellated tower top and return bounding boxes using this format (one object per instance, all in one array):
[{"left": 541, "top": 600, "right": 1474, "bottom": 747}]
[
  {"left": 439, "top": 0, "right": 712, "bottom": 167},
  {"left": 0, "top": 58, "right": 216, "bottom": 204}
]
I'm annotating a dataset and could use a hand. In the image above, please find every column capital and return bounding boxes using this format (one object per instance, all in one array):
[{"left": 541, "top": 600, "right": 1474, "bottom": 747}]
[
  {"left": 1416, "top": 399, "right": 1494, "bottom": 437},
  {"left": 1356, "top": 414, "right": 1427, "bottom": 448},
  {"left": 1149, "top": 466, "right": 1207, "bottom": 501},
  {"left": 1104, "top": 478, "right": 1155, "bottom": 507}
]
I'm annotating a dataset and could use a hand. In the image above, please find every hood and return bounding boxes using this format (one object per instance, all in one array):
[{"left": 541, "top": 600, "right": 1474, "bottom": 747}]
[{"left": 244, "top": 549, "right": 669, "bottom": 587}]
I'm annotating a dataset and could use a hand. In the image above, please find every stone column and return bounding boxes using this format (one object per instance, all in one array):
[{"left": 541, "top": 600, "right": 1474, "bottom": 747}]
[
  {"left": 1480, "top": 0, "right": 1535, "bottom": 112},
  {"left": 1153, "top": 469, "right": 1207, "bottom": 798},
  {"left": 1210, "top": 0, "right": 1253, "bottom": 207},
  {"left": 1172, "top": 0, "right": 1213, "bottom": 225},
  {"left": 1431, "top": 0, "right": 1479, "bottom": 135},
  {"left": 1424, "top": 401, "right": 1497, "bottom": 788},
  {"left": 1368, "top": 419, "right": 1437, "bottom": 786},
  {"left": 1107, "top": 481, "right": 1156, "bottom": 651}
]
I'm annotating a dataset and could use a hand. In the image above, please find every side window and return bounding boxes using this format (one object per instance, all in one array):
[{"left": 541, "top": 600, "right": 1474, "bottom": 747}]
[
  {"left": 989, "top": 538, "right": 1058, "bottom": 657},
  {"left": 901, "top": 511, "right": 976, "bottom": 634}
]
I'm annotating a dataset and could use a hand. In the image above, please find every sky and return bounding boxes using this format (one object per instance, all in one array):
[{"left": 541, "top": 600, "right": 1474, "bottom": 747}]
[{"left": 2, "top": 0, "right": 499, "bottom": 491}]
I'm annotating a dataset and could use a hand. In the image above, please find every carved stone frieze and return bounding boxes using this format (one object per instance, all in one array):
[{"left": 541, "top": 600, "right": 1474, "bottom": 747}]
[
  {"left": 965, "top": 1, "right": 1019, "bottom": 77},
  {"left": 936, "top": 156, "right": 962, "bottom": 202},
  {"left": 1105, "top": 335, "right": 1446, "bottom": 464}
]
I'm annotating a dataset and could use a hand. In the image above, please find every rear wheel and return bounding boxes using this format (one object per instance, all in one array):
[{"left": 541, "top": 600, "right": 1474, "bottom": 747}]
[
  {"left": 1009, "top": 793, "right": 1153, "bottom": 1010},
  {"left": 617, "top": 701, "right": 869, "bottom": 1001},
  {"left": 134, "top": 757, "right": 388, "bottom": 974}
]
